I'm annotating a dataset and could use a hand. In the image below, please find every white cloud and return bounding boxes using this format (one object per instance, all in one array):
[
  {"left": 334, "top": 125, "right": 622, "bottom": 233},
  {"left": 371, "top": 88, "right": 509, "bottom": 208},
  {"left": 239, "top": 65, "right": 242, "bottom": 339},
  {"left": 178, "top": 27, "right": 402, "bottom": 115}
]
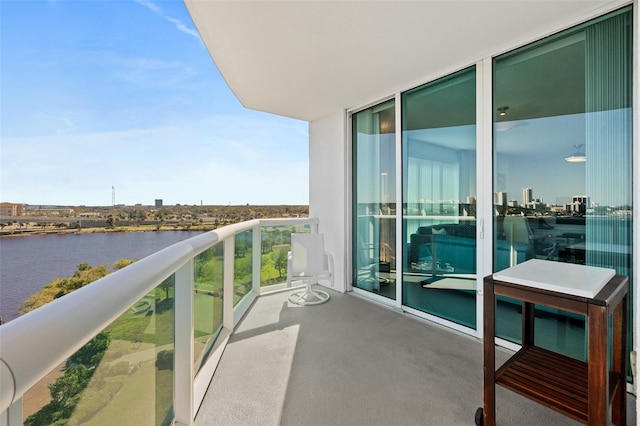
[
  {"left": 109, "top": 56, "right": 198, "bottom": 88},
  {"left": 133, "top": 0, "right": 201, "bottom": 40},
  {"left": 1, "top": 116, "right": 309, "bottom": 206}
]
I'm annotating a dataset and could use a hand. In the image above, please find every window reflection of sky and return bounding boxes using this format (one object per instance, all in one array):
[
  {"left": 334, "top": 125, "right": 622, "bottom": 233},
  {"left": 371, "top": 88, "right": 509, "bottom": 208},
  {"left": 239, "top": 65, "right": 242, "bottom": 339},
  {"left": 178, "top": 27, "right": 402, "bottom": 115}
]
[
  {"left": 495, "top": 109, "right": 631, "bottom": 207},
  {"left": 356, "top": 108, "right": 631, "bottom": 209}
]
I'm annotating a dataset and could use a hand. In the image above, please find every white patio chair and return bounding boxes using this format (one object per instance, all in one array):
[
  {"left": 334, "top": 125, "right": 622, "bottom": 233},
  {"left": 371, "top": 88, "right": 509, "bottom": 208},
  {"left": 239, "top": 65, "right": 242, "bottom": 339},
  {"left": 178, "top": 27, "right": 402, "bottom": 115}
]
[{"left": 286, "top": 233, "right": 334, "bottom": 305}]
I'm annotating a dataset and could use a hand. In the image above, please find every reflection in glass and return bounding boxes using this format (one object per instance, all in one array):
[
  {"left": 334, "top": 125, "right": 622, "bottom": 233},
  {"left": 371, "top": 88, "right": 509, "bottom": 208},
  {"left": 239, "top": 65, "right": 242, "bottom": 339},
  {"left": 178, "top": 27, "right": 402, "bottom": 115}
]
[
  {"left": 194, "top": 245, "right": 223, "bottom": 371},
  {"left": 352, "top": 100, "right": 396, "bottom": 300},
  {"left": 402, "top": 67, "right": 477, "bottom": 328},
  {"left": 24, "top": 276, "right": 176, "bottom": 426},
  {"left": 493, "top": 8, "right": 632, "bottom": 360},
  {"left": 233, "top": 230, "right": 253, "bottom": 305}
]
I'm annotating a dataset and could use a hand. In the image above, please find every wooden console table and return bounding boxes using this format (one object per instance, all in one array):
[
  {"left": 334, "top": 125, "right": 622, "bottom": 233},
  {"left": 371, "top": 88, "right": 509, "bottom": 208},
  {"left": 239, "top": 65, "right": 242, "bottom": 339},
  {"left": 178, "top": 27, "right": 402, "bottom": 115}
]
[{"left": 480, "top": 259, "right": 628, "bottom": 426}]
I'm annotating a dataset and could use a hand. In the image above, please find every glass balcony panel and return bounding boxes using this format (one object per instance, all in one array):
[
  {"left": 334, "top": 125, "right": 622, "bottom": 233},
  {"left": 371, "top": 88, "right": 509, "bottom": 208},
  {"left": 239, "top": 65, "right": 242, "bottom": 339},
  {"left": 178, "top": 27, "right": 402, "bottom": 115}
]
[
  {"left": 24, "top": 275, "right": 175, "bottom": 426},
  {"left": 259, "top": 224, "right": 311, "bottom": 288},
  {"left": 194, "top": 245, "right": 224, "bottom": 371}
]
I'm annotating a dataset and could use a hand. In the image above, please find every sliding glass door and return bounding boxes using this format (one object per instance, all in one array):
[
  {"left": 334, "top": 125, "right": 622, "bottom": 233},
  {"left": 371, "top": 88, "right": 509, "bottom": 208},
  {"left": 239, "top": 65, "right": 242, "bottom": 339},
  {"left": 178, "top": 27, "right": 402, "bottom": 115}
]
[
  {"left": 493, "top": 8, "right": 632, "bottom": 360},
  {"left": 352, "top": 100, "right": 397, "bottom": 300},
  {"left": 349, "top": 7, "right": 632, "bottom": 349},
  {"left": 402, "top": 67, "right": 477, "bottom": 329}
]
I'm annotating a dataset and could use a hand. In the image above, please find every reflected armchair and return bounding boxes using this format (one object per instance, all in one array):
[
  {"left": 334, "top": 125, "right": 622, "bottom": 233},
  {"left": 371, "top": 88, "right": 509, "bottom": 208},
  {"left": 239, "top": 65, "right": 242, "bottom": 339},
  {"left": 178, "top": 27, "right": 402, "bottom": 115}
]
[
  {"left": 356, "top": 239, "right": 393, "bottom": 292},
  {"left": 502, "top": 216, "right": 557, "bottom": 260}
]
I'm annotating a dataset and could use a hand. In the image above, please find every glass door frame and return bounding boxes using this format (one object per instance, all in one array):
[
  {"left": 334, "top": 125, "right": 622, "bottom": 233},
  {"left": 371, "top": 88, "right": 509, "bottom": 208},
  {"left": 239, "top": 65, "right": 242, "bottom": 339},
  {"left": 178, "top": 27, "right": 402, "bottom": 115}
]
[
  {"left": 349, "top": 94, "right": 403, "bottom": 308},
  {"left": 348, "top": 62, "right": 491, "bottom": 339},
  {"left": 347, "top": 3, "right": 637, "bottom": 346}
]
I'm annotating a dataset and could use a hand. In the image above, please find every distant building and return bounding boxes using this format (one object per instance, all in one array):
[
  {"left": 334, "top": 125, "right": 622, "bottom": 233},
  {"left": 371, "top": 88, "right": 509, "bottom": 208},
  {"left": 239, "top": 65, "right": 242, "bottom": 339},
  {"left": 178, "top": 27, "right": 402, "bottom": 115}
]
[
  {"left": 0, "top": 202, "right": 25, "bottom": 217},
  {"left": 527, "top": 200, "right": 546, "bottom": 211},
  {"left": 155, "top": 199, "right": 163, "bottom": 208},
  {"left": 493, "top": 192, "right": 507, "bottom": 207},
  {"left": 27, "top": 207, "right": 74, "bottom": 216},
  {"left": 566, "top": 195, "right": 588, "bottom": 215},
  {"left": 521, "top": 188, "right": 532, "bottom": 207},
  {"left": 573, "top": 195, "right": 588, "bottom": 205}
]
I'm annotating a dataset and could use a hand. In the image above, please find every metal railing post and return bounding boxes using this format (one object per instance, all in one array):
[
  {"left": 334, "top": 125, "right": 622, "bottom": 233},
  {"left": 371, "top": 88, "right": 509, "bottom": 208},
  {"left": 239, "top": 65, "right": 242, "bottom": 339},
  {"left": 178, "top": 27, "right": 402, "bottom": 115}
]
[
  {"left": 223, "top": 239, "right": 235, "bottom": 330},
  {"left": 0, "top": 397, "right": 22, "bottom": 426},
  {"left": 174, "top": 261, "right": 194, "bottom": 426},
  {"left": 253, "top": 225, "right": 262, "bottom": 294}
]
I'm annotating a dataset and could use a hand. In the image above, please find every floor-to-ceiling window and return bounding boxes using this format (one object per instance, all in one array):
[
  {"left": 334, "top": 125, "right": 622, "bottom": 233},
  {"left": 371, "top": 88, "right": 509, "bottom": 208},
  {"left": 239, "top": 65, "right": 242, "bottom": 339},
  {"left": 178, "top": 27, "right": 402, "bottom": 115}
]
[
  {"left": 352, "top": 100, "right": 397, "bottom": 300},
  {"left": 493, "top": 7, "right": 632, "bottom": 360},
  {"left": 402, "top": 67, "right": 477, "bottom": 328},
  {"left": 349, "top": 7, "right": 632, "bottom": 355}
]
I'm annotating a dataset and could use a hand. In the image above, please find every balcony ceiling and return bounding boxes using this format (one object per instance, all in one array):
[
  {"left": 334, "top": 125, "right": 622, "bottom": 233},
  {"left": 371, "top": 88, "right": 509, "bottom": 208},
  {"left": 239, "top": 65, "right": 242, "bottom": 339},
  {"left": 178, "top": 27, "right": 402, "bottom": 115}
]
[{"left": 185, "top": 1, "right": 626, "bottom": 122}]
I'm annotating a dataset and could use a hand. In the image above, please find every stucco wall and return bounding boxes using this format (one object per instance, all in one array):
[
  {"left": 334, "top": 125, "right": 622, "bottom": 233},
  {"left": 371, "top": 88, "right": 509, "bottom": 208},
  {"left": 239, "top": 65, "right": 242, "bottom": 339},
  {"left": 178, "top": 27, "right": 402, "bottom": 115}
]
[{"left": 309, "top": 111, "right": 347, "bottom": 292}]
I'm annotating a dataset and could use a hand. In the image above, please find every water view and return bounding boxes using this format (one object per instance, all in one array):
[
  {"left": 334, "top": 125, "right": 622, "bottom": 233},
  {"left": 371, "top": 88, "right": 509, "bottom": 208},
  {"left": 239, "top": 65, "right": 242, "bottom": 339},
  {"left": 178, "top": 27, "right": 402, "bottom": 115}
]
[{"left": 0, "top": 231, "right": 205, "bottom": 322}]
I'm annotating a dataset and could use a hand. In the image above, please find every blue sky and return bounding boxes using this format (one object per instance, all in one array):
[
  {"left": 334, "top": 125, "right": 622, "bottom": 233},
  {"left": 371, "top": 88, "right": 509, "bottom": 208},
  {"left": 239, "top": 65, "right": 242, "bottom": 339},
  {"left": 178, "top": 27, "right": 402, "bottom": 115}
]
[{"left": 0, "top": 0, "right": 309, "bottom": 206}]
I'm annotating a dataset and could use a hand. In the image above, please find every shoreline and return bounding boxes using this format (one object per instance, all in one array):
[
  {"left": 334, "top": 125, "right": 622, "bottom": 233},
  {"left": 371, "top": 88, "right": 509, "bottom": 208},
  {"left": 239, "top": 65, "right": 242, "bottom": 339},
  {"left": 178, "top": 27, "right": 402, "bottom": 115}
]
[{"left": 0, "top": 224, "right": 219, "bottom": 238}]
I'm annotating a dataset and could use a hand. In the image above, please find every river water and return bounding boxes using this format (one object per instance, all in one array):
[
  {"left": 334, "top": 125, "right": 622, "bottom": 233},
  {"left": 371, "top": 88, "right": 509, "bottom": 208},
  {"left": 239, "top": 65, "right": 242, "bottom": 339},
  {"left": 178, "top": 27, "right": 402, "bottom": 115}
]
[{"left": 0, "top": 231, "right": 205, "bottom": 323}]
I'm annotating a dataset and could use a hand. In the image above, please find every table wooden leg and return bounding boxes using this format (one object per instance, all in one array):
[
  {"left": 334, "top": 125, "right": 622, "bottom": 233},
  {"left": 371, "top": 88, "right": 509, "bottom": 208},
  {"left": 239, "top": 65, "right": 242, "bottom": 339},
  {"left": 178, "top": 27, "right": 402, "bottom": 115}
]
[
  {"left": 522, "top": 301, "right": 535, "bottom": 348},
  {"left": 588, "top": 303, "right": 608, "bottom": 426},
  {"left": 483, "top": 279, "right": 495, "bottom": 426}
]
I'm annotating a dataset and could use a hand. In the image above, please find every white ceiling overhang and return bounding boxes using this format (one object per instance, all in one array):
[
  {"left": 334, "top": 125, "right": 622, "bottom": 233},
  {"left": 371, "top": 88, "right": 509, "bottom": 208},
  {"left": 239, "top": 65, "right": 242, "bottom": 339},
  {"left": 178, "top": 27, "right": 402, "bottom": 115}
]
[{"left": 184, "top": 0, "right": 628, "bottom": 122}]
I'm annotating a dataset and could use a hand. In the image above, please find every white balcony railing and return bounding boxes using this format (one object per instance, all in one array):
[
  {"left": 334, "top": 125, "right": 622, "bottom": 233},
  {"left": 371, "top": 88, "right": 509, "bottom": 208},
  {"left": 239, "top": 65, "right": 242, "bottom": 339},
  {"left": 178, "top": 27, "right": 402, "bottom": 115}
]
[{"left": 0, "top": 217, "right": 318, "bottom": 426}]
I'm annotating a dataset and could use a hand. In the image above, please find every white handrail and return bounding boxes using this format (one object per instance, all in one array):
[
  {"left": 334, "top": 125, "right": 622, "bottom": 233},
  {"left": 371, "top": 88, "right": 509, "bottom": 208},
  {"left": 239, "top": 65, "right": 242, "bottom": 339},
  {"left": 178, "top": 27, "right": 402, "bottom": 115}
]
[{"left": 0, "top": 217, "right": 318, "bottom": 413}]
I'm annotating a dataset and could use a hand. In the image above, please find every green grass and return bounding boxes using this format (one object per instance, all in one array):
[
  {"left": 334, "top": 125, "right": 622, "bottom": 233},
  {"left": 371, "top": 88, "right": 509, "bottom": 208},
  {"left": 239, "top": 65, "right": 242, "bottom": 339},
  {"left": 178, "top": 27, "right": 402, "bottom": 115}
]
[{"left": 74, "top": 361, "right": 170, "bottom": 425}]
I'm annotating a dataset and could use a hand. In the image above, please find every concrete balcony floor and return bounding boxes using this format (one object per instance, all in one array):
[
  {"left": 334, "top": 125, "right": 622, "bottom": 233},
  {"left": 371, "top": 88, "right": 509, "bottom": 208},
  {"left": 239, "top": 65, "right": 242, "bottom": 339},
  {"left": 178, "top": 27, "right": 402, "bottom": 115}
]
[{"left": 196, "top": 288, "right": 636, "bottom": 426}]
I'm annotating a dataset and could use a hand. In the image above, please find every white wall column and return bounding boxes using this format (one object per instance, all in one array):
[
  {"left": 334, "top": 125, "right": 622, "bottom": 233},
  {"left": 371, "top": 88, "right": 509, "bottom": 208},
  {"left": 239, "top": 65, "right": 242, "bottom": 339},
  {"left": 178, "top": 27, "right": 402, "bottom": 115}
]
[{"left": 309, "top": 111, "right": 347, "bottom": 292}]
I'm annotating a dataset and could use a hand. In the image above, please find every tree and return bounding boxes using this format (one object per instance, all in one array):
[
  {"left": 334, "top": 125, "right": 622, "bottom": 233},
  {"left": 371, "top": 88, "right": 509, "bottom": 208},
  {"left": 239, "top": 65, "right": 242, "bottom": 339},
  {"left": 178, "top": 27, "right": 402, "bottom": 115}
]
[
  {"left": 19, "top": 262, "right": 131, "bottom": 314},
  {"left": 49, "top": 364, "right": 91, "bottom": 408},
  {"left": 159, "top": 276, "right": 173, "bottom": 300},
  {"left": 271, "top": 248, "right": 288, "bottom": 278},
  {"left": 67, "top": 332, "right": 110, "bottom": 368},
  {"left": 112, "top": 258, "right": 136, "bottom": 270},
  {"left": 106, "top": 216, "right": 116, "bottom": 229},
  {"left": 262, "top": 236, "right": 274, "bottom": 253}
]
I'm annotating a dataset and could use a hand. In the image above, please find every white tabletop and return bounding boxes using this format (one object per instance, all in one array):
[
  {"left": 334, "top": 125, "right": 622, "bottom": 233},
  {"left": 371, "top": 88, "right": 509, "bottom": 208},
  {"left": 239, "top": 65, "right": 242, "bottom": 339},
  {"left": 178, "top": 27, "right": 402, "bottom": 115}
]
[{"left": 493, "top": 259, "right": 615, "bottom": 298}]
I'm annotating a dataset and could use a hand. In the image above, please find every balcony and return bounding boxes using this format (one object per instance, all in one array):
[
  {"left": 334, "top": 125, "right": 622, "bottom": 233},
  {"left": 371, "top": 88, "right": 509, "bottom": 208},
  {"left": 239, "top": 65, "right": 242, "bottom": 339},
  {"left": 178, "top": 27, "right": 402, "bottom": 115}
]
[
  {"left": 195, "top": 288, "right": 637, "bottom": 426},
  {"left": 0, "top": 218, "right": 636, "bottom": 425}
]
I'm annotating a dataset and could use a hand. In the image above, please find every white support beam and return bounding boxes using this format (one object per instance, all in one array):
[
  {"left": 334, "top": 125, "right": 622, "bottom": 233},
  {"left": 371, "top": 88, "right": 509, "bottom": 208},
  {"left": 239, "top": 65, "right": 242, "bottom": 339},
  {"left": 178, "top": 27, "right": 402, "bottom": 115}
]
[
  {"left": 477, "top": 57, "right": 494, "bottom": 339},
  {"left": 394, "top": 91, "right": 403, "bottom": 311}
]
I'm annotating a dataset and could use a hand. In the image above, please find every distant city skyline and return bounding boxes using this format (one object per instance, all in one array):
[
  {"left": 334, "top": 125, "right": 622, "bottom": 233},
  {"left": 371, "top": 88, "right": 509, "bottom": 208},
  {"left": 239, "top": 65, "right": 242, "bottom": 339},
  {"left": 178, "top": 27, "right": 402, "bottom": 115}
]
[{"left": 1, "top": 1, "right": 309, "bottom": 206}]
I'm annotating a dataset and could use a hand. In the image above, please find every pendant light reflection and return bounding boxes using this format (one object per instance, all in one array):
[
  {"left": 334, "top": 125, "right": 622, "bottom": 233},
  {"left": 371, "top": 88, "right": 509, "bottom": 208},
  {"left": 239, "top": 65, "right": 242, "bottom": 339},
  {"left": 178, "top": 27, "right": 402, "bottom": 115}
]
[
  {"left": 564, "top": 144, "right": 586, "bottom": 162},
  {"left": 497, "top": 106, "right": 509, "bottom": 116}
]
